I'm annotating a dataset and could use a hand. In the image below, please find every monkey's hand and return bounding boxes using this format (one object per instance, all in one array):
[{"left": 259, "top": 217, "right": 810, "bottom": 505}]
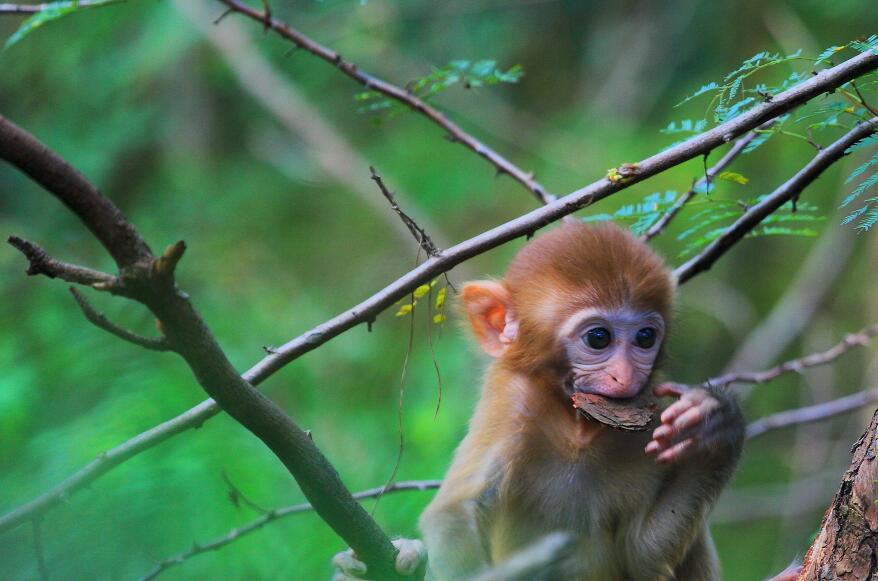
[
  {"left": 644, "top": 383, "right": 744, "bottom": 464},
  {"left": 331, "top": 538, "right": 427, "bottom": 581}
]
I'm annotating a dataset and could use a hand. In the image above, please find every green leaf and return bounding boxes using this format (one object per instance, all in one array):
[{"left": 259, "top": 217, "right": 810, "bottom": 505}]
[
  {"left": 676, "top": 82, "right": 719, "bottom": 107},
  {"left": 4, "top": 1, "right": 117, "bottom": 51},
  {"left": 845, "top": 134, "right": 878, "bottom": 154},
  {"left": 717, "top": 171, "right": 749, "bottom": 185}
]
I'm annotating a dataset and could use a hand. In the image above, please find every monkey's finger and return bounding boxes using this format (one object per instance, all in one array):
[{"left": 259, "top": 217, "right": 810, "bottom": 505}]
[
  {"left": 654, "top": 382, "right": 688, "bottom": 398},
  {"left": 651, "top": 423, "right": 676, "bottom": 442},
  {"left": 655, "top": 438, "right": 694, "bottom": 463},
  {"left": 645, "top": 438, "right": 667, "bottom": 455},
  {"left": 332, "top": 550, "right": 368, "bottom": 578},
  {"left": 672, "top": 406, "right": 705, "bottom": 433},
  {"left": 660, "top": 398, "right": 696, "bottom": 424},
  {"left": 393, "top": 538, "right": 427, "bottom": 575}
]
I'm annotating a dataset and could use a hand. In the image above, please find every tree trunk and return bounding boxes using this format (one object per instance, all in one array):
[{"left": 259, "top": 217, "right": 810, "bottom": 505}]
[{"left": 800, "top": 408, "right": 878, "bottom": 580}]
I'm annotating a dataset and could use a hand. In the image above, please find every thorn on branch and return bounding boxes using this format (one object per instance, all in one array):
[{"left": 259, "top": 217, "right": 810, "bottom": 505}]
[
  {"left": 262, "top": 345, "right": 278, "bottom": 354},
  {"left": 152, "top": 241, "right": 186, "bottom": 278},
  {"left": 69, "top": 288, "right": 172, "bottom": 352},
  {"left": 213, "top": 8, "right": 233, "bottom": 25},
  {"left": 260, "top": 0, "right": 272, "bottom": 32},
  {"left": 369, "top": 167, "right": 440, "bottom": 257}
]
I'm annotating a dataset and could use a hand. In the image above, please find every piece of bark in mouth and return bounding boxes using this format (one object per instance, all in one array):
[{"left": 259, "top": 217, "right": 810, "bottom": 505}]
[{"left": 571, "top": 392, "right": 658, "bottom": 431}]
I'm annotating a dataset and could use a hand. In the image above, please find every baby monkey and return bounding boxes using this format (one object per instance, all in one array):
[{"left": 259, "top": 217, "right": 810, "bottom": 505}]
[{"left": 335, "top": 222, "right": 749, "bottom": 580}]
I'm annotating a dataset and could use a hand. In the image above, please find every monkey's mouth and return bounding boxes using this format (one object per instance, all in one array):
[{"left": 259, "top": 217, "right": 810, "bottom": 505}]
[{"left": 564, "top": 375, "right": 637, "bottom": 402}]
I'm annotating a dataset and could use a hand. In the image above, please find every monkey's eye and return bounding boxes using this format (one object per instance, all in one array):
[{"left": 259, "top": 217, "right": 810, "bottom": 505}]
[
  {"left": 584, "top": 327, "right": 612, "bottom": 350},
  {"left": 635, "top": 327, "right": 657, "bottom": 349}
]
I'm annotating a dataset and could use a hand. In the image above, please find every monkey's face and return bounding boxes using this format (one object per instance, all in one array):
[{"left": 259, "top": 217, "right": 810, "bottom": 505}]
[{"left": 558, "top": 306, "right": 665, "bottom": 400}]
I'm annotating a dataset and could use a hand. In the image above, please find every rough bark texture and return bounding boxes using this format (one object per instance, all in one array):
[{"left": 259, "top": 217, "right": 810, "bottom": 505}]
[
  {"left": 800, "top": 407, "right": 878, "bottom": 581},
  {"left": 571, "top": 392, "right": 658, "bottom": 431}
]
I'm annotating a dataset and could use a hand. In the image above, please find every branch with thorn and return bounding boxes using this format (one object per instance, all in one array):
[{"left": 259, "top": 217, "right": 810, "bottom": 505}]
[
  {"left": 370, "top": 167, "right": 440, "bottom": 257},
  {"left": 215, "top": 0, "right": 556, "bottom": 206}
]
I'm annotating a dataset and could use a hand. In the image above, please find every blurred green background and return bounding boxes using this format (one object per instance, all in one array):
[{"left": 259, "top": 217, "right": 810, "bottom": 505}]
[{"left": 1, "top": 1, "right": 878, "bottom": 579}]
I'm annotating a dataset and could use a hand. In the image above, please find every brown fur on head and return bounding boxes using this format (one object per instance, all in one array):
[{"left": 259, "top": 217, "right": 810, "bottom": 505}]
[{"left": 461, "top": 221, "right": 675, "bottom": 375}]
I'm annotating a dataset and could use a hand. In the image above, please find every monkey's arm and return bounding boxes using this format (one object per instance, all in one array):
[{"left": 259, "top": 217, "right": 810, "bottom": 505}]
[
  {"left": 630, "top": 385, "right": 745, "bottom": 578},
  {"left": 417, "top": 428, "right": 504, "bottom": 580}
]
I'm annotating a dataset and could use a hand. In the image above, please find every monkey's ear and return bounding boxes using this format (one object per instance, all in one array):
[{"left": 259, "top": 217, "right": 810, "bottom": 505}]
[{"left": 461, "top": 281, "right": 516, "bottom": 357}]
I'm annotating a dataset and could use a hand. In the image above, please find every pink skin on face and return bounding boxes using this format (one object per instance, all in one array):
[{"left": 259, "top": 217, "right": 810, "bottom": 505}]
[{"left": 561, "top": 307, "right": 665, "bottom": 400}]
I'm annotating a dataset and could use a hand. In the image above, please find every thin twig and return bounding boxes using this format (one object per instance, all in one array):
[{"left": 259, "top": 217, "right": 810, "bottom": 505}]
[
  {"left": 704, "top": 323, "right": 878, "bottom": 388},
  {"left": 138, "top": 480, "right": 442, "bottom": 581},
  {"left": 215, "top": 0, "right": 555, "bottom": 206},
  {"left": 642, "top": 121, "right": 774, "bottom": 242},
  {"left": 3, "top": 50, "right": 877, "bottom": 535},
  {"left": 221, "top": 471, "right": 270, "bottom": 514},
  {"left": 31, "top": 518, "right": 49, "bottom": 581},
  {"left": 674, "top": 117, "right": 878, "bottom": 283},
  {"left": 69, "top": 287, "right": 172, "bottom": 352},
  {"left": 0, "top": 0, "right": 122, "bottom": 14},
  {"left": 851, "top": 79, "right": 878, "bottom": 117},
  {"left": 747, "top": 388, "right": 878, "bottom": 440},
  {"left": 370, "top": 167, "right": 439, "bottom": 256},
  {"left": 7, "top": 236, "right": 116, "bottom": 287}
]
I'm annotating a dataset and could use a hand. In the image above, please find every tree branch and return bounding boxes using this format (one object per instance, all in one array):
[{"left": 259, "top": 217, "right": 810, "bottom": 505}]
[
  {"left": 1, "top": 118, "right": 406, "bottom": 579},
  {"left": 370, "top": 167, "right": 439, "bottom": 257},
  {"left": 689, "top": 323, "right": 878, "bottom": 389},
  {"left": 641, "top": 121, "right": 773, "bottom": 242},
  {"left": 139, "top": 479, "right": 442, "bottom": 580},
  {"left": 213, "top": 0, "right": 548, "bottom": 205},
  {"left": 746, "top": 388, "right": 878, "bottom": 440},
  {"left": 68, "top": 287, "right": 172, "bottom": 352},
  {"left": 0, "top": 117, "right": 151, "bottom": 268},
  {"left": 674, "top": 117, "right": 878, "bottom": 283},
  {"left": 6, "top": 235, "right": 116, "bottom": 286},
  {"left": 2, "top": 50, "right": 877, "bottom": 535},
  {"left": 0, "top": 1, "right": 121, "bottom": 14}
]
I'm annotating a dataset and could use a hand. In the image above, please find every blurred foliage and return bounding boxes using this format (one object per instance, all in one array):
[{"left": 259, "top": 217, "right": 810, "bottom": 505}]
[{"left": 1, "top": 1, "right": 878, "bottom": 580}]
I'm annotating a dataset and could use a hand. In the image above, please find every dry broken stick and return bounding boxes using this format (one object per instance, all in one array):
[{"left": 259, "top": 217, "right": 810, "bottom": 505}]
[
  {"left": 2, "top": 49, "right": 877, "bottom": 536},
  {"left": 370, "top": 166, "right": 439, "bottom": 257}
]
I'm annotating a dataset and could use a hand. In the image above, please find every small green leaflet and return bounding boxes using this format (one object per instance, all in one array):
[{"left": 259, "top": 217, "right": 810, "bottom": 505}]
[{"left": 4, "top": 0, "right": 118, "bottom": 51}]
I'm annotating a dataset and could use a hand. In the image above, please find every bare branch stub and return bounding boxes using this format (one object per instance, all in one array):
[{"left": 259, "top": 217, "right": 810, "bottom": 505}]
[
  {"left": 370, "top": 167, "right": 440, "bottom": 257},
  {"left": 7, "top": 235, "right": 117, "bottom": 287},
  {"left": 2, "top": 50, "right": 878, "bottom": 537}
]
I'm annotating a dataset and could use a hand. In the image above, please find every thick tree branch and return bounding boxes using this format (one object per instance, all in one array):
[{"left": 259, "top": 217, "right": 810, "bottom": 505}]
[
  {"left": 2, "top": 50, "right": 877, "bottom": 536},
  {"left": 1, "top": 118, "right": 405, "bottom": 579},
  {"left": 800, "top": 406, "right": 878, "bottom": 579},
  {"left": 7, "top": 235, "right": 116, "bottom": 286},
  {"left": 0, "top": 117, "right": 151, "bottom": 267},
  {"left": 747, "top": 388, "right": 878, "bottom": 440},
  {"left": 69, "top": 287, "right": 172, "bottom": 352},
  {"left": 641, "top": 122, "right": 773, "bottom": 242},
  {"left": 140, "top": 479, "right": 442, "bottom": 580},
  {"left": 674, "top": 117, "right": 878, "bottom": 283},
  {"left": 216, "top": 0, "right": 556, "bottom": 205}
]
